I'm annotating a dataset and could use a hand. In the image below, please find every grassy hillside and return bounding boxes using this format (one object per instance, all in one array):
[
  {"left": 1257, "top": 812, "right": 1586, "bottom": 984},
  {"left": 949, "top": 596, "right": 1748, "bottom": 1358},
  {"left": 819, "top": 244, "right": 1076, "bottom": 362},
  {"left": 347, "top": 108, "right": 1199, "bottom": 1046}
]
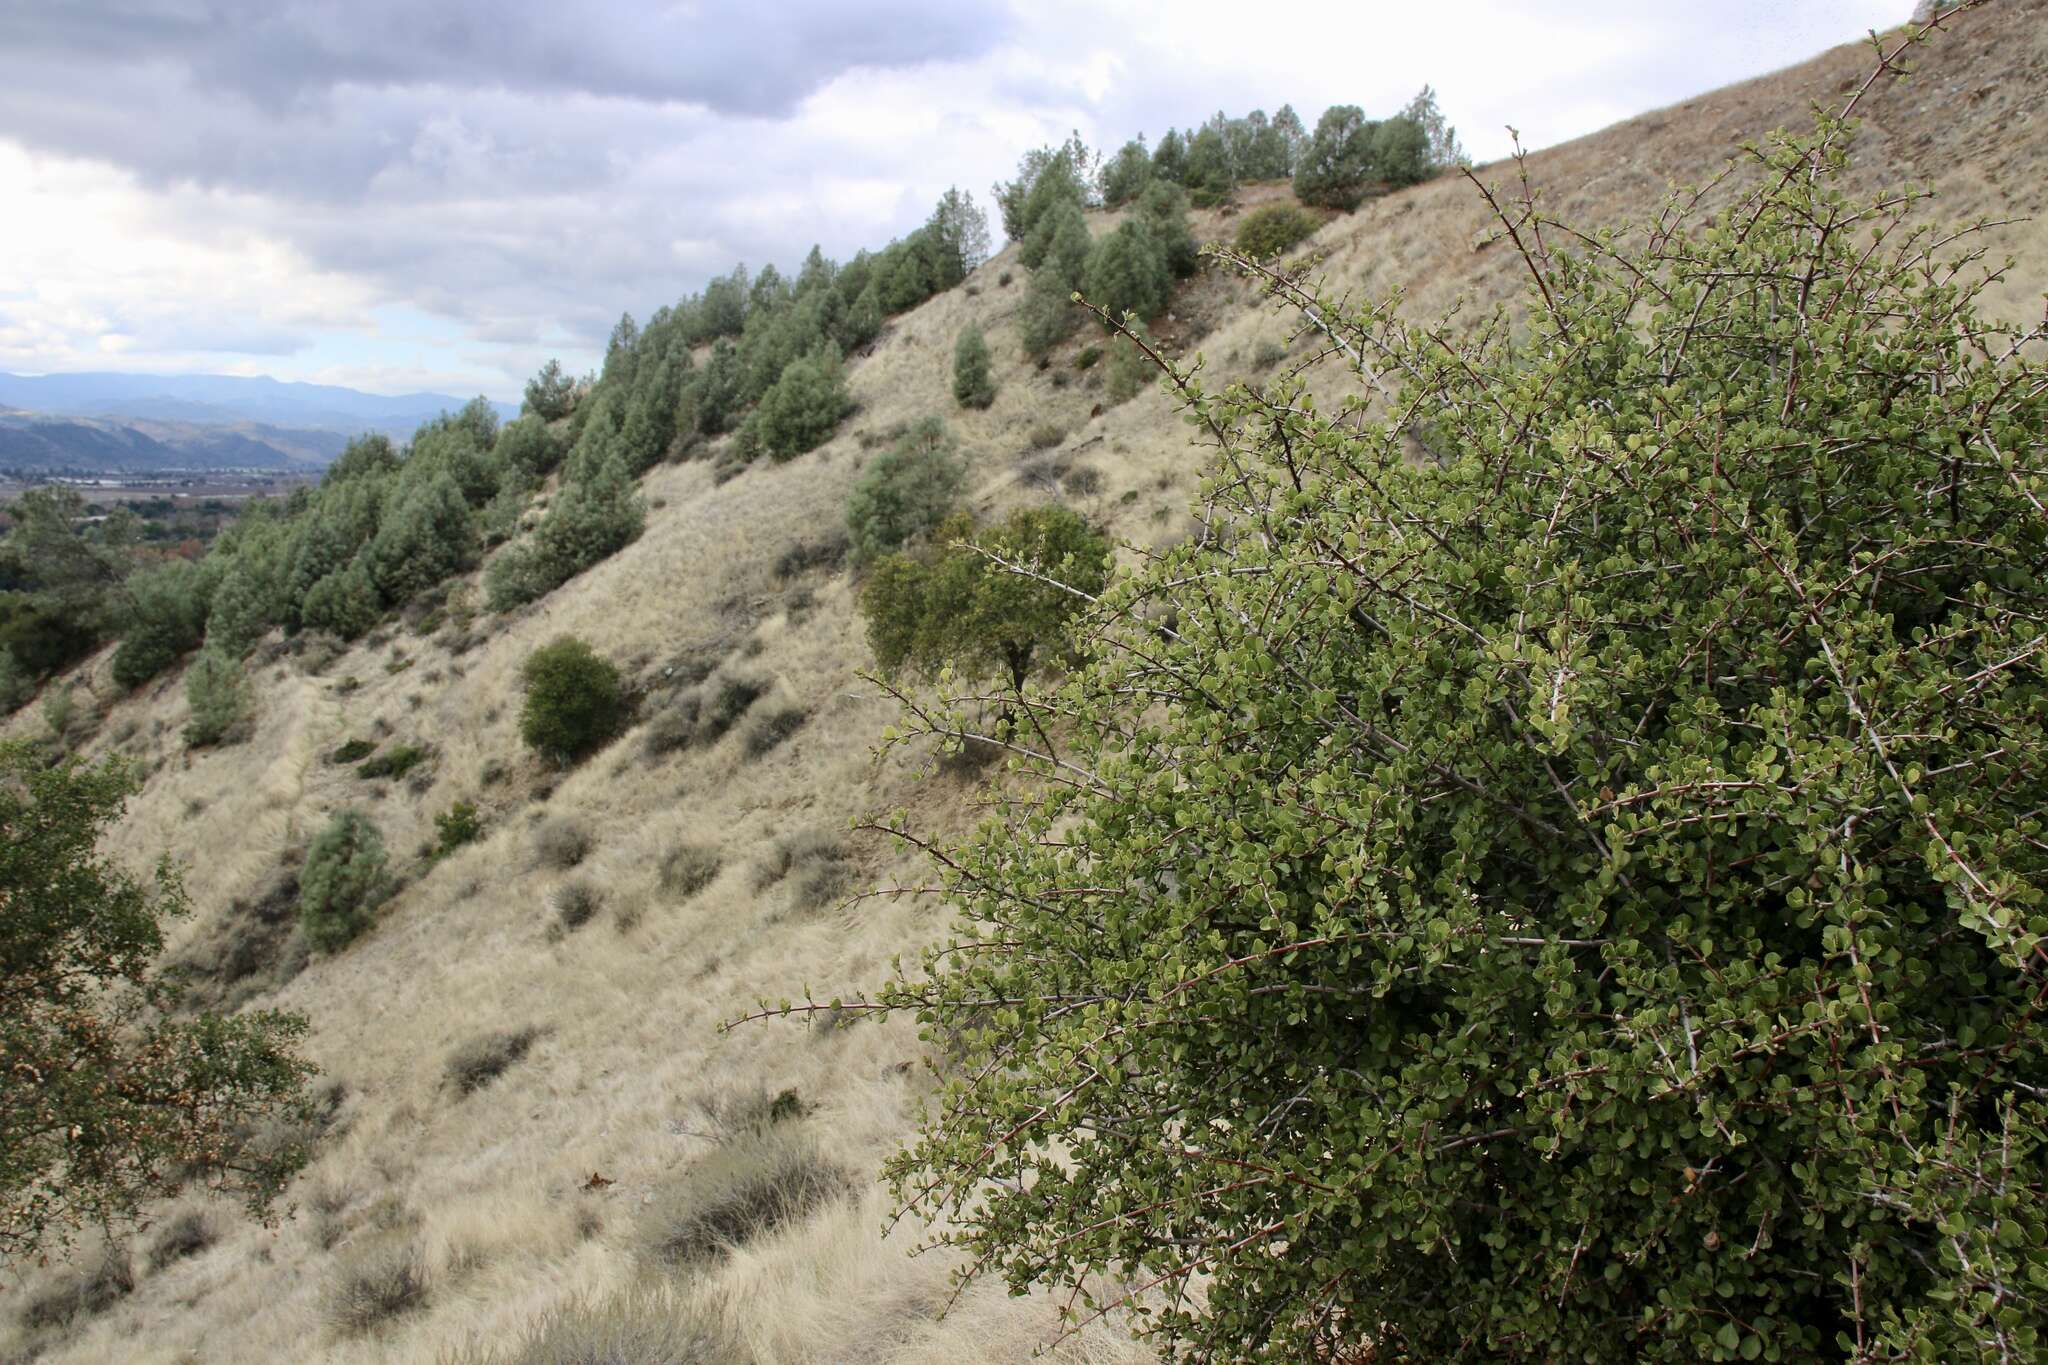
[{"left": 5, "top": 7, "right": 2045, "bottom": 1360}]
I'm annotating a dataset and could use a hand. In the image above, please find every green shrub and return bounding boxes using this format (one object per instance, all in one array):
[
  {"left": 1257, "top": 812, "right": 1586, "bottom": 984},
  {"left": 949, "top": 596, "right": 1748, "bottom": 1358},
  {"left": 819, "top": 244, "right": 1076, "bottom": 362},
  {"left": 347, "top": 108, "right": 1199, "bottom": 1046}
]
[
  {"left": 700, "top": 676, "right": 765, "bottom": 744},
  {"left": 357, "top": 743, "right": 429, "bottom": 781},
  {"left": 1105, "top": 329, "right": 1155, "bottom": 404},
  {"left": 874, "top": 121, "right": 2048, "bottom": 1362},
  {"left": 951, "top": 325, "right": 996, "bottom": 410},
  {"left": 845, "top": 418, "right": 966, "bottom": 564},
  {"left": 861, "top": 505, "right": 1111, "bottom": 693},
  {"left": 1233, "top": 203, "right": 1318, "bottom": 259},
  {"left": 659, "top": 844, "right": 723, "bottom": 901},
  {"left": 519, "top": 636, "right": 625, "bottom": 764},
  {"left": 298, "top": 809, "right": 392, "bottom": 951},
  {"left": 638, "top": 1125, "right": 847, "bottom": 1268},
  {"left": 444, "top": 1027, "right": 540, "bottom": 1095},
  {"left": 433, "top": 800, "right": 483, "bottom": 855},
  {"left": 329, "top": 738, "right": 375, "bottom": 764},
  {"left": 182, "top": 647, "right": 252, "bottom": 748}
]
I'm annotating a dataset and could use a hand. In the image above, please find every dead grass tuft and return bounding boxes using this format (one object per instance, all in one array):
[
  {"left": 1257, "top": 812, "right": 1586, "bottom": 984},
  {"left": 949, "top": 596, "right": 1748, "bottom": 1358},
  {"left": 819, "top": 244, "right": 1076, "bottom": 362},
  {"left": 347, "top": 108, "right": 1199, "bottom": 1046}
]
[
  {"left": 638, "top": 1124, "right": 848, "bottom": 1269},
  {"left": 659, "top": 843, "right": 723, "bottom": 902},
  {"left": 445, "top": 1027, "right": 542, "bottom": 1095},
  {"left": 532, "top": 818, "right": 592, "bottom": 870},
  {"left": 326, "top": 1241, "right": 430, "bottom": 1337}
]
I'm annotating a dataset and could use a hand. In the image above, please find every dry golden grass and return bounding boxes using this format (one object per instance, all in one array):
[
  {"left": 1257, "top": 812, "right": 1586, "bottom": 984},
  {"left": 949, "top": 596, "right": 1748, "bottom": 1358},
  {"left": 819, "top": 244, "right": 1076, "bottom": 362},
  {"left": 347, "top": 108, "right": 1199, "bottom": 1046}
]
[{"left": 5, "top": 10, "right": 2044, "bottom": 1359}]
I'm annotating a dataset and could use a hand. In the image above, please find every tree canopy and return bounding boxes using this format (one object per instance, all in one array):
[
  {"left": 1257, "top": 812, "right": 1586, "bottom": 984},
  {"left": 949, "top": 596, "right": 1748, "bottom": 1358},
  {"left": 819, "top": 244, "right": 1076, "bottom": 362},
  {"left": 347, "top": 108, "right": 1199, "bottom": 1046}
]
[{"left": 0, "top": 744, "right": 315, "bottom": 1257}]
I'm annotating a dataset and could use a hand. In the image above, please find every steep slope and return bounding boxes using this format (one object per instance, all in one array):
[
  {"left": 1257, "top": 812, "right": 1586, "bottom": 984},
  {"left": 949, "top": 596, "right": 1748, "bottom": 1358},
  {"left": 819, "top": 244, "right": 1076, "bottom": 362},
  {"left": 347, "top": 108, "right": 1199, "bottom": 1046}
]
[{"left": 6, "top": 7, "right": 2045, "bottom": 1361}]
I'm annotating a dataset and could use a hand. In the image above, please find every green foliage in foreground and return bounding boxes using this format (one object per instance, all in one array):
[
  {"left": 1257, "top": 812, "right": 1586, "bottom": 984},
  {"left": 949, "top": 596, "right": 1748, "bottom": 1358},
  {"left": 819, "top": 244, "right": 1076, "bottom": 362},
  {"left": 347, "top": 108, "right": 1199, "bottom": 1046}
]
[
  {"left": 0, "top": 743, "right": 314, "bottom": 1257},
  {"left": 863, "top": 119, "right": 2048, "bottom": 1361},
  {"left": 299, "top": 808, "right": 392, "bottom": 951},
  {"left": 860, "top": 504, "right": 1109, "bottom": 694},
  {"left": 519, "top": 636, "right": 625, "bottom": 764}
]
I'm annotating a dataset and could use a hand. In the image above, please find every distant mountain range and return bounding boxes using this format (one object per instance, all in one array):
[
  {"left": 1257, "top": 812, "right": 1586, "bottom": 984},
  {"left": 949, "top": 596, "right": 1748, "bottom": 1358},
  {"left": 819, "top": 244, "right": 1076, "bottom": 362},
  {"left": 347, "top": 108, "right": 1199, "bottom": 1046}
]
[{"left": 0, "top": 371, "right": 517, "bottom": 475}]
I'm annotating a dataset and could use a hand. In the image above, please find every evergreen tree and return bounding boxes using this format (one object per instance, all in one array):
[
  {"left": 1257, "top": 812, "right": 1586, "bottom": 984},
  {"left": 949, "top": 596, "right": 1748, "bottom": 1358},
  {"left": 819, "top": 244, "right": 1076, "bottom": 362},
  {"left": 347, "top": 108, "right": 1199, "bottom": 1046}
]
[
  {"left": 1294, "top": 104, "right": 1378, "bottom": 209},
  {"left": 952, "top": 326, "right": 997, "bottom": 410}
]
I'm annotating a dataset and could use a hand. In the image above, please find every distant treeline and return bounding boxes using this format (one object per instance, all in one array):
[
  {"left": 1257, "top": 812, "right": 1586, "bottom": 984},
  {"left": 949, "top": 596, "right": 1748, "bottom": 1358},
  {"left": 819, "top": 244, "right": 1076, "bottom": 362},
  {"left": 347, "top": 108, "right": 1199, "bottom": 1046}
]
[{"left": 0, "top": 84, "right": 1460, "bottom": 714}]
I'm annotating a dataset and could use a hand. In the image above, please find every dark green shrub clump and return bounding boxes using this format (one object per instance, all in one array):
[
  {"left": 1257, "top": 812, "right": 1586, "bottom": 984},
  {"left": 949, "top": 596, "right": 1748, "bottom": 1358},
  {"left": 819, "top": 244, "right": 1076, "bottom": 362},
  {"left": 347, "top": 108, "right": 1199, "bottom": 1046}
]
[
  {"left": 182, "top": 648, "right": 252, "bottom": 748},
  {"left": 357, "top": 742, "right": 429, "bottom": 781},
  {"left": 1233, "top": 203, "right": 1318, "bottom": 259},
  {"left": 329, "top": 738, "right": 375, "bottom": 764},
  {"left": 873, "top": 120, "right": 2048, "bottom": 1362},
  {"left": 434, "top": 800, "right": 483, "bottom": 855},
  {"left": 298, "top": 809, "right": 392, "bottom": 950},
  {"left": 519, "top": 636, "right": 625, "bottom": 764}
]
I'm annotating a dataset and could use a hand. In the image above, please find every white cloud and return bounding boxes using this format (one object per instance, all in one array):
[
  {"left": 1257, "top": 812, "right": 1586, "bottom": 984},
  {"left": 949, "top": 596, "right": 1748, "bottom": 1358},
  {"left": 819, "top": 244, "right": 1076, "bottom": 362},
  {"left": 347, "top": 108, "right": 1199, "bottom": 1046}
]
[{"left": 0, "top": 0, "right": 1908, "bottom": 397}]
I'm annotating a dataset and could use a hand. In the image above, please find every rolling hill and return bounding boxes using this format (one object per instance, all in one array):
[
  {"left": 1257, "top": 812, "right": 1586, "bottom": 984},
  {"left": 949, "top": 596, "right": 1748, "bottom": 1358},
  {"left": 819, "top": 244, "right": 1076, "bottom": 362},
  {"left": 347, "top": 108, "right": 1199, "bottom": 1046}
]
[{"left": 3, "top": 5, "right": 2044, "bottom": 1361}]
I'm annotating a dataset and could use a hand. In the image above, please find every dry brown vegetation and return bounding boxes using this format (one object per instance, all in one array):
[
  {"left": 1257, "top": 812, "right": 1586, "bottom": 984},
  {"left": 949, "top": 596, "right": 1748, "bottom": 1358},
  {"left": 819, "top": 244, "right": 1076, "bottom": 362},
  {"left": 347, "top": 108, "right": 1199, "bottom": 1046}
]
[{"left": 3, "top": 9, "right": 2043, "bottom": 1359}]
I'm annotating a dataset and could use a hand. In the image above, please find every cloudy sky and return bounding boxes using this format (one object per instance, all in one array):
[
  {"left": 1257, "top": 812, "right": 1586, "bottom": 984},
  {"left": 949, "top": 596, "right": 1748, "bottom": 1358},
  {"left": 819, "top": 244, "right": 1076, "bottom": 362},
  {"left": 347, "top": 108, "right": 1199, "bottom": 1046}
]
[{"left": 0, "top": 1, "right": 1906, "bottom": 400}]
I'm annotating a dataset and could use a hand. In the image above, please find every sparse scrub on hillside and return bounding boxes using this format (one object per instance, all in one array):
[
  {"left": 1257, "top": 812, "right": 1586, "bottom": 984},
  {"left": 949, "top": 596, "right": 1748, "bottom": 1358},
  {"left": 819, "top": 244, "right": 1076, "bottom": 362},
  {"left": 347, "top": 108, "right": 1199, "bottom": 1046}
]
[
  {"left": 659, "top": 843, "right": 723, "bottom": 901},
  {"left": 519, "top": 636, "right": 626, "bottom": 765},
  {"left": 17, "top": 1244, "right": 133, "bottom": 1332},
  {"left": 445, "top": 1288, "right": 749, "bottom": 1365},
  {"left": 846, "top": 418, "right": 966, "bottom": 565},
  {"left": 182, "top": 646, "right": 252, "bottom": 747},
  {"left": 742, "top": 704, "right": 810, "bottom": 758},
  {"left": 298, "top": 808, "right": 392, "bottom": 950},
  {"left": 326, "top": 1240, "right": 430, "bottom": 1336},
  {"left": 444, "top": 1027, "right": 540, "bottom": 1095},
  {"left": 752, "top": 829, "right": 855, "bottom": 913},
  {"left": 551, "top": 880, "right": 601, "bottom": 934},
  {"left": 772, "top": 530, "right": 849, "bottom": 580},
  {"left": 638, "top": 1124, "right": 848, "bottom": 1268},
  {"left": 146, "top": 1210, "right": 217, "bottom": 1272},
  {"left": 866, "top": 112, "right": 2048, "bottom": 1362},
  {"left": 532, "top": 817, "right": 593, "bottom": 870}
]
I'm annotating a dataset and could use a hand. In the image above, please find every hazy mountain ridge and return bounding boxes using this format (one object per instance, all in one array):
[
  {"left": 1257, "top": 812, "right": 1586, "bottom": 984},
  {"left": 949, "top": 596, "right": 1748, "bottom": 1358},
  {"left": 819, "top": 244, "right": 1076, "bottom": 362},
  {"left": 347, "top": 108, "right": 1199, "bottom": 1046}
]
[
  {"left": 0, "top": 371, "right": 518, "bottom": 466},
  {"left": 0, "top": 409, "right": 351, "bottom": 473}
]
